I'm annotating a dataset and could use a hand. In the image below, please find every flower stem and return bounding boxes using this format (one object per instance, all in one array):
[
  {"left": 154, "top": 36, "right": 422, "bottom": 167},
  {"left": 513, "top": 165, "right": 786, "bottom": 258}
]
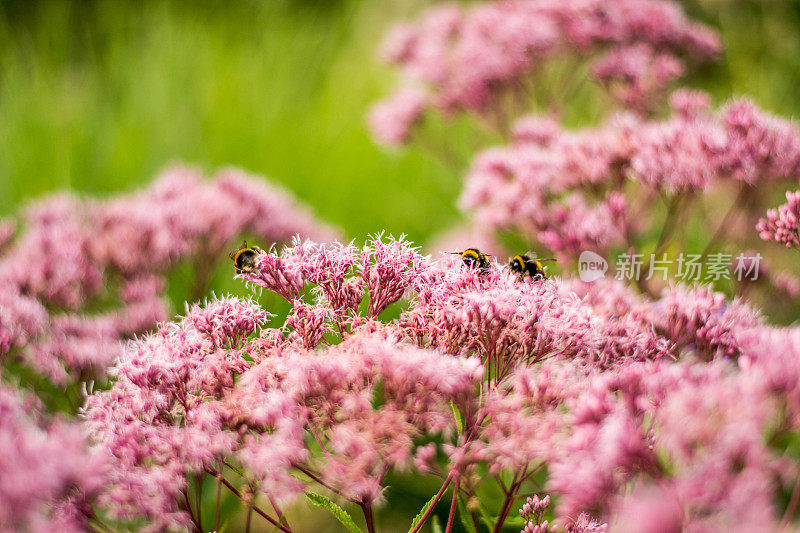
[
  {"left": 445, "top": 477, "right": 459, "bottom": 533},
  {"left": 183, "top": 489, "right": 202, "bottom": 532},
  {"left": 294, "top": 464, "right": 350, "bottom": 500},
  {"left": 269, "top": 494, "right": 292, "bottom": 532},
  {"left": 215, "top": 463, "right": 223, "bottom": 532},
  {"left": 203, "top": 467, "right": 292, "bottom": 533},
  {"left": 701, "top": 184, "right": 750, "bottom": 259},
  {"left": 195, "top": 473, "right": 203, "bottom": 531},
  {"left": 361, "top": 502, "right": 376, "bottom": 533},
  {"left": 410, "top": 471, "right": 456, "bottom": 533}
]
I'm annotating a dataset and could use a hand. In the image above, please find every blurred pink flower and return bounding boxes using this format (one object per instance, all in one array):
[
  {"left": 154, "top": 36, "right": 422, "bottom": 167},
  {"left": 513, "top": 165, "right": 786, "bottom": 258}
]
[
  {"left": 367, "top": 87, "right": 428, "bottom": 146},
  {"left": 0, "top": 385, "right": 107, "bottom": 531},
  {"left": 370, "top": 0, "right": 720, "bottom": 143}
]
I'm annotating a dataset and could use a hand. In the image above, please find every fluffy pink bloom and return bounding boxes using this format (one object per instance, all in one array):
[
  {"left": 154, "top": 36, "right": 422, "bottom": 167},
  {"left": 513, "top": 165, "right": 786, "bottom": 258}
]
[
  {"left": 669, "top": 88, "right": 712, "bottom": 118},
  {"left": 512, "top": 115, "right": 561, "bottom": 146},
  {"left": 591, "top": 44, "right": 685, "bottom": 114},
  {"left": 239, "top": 235, "right": 426, "bottom": 321},
  {"left": 2, "top": 195, "right": 101, "bottom": 309},
  {"left": 181, "top": 296, "right": 268, "bottom": 349},
  {"left": 459, "top": 135, "right": 630, "bottom": 254},
  {"left": 0, "top": 164, "right": 335, "bottom": 384},
  {"left": 629, "top": 114, "right": 724, "bottom": 191},
  {"left": 371, "top": 0, "right": 719, "bottom": 143},
  {"left": 89, "top": 165, "right": 337, "bottom": 275},
  {"left": 368, "top": 87, "right": 428, "bottom": 146},
  {"left": 213, "top": 167, "right": 339, "bottom": 244},
  {"left": 758, "top": 189, "right": 800, "bottom": 248},
  {"left": 718, "top": 99, "right": 800, "bottom": 184},
  {"left": 358, "top": 234, "right": 427, "bottom": 317},
  {"left": 0, "top": 385, "right": 106, "bottom": 531},
  {"left": 461, "top": 95, "right": 800, "bottom": 263},
  {"left": 536, "top": 193, "right": 628, "bottom": 255},
  {"left": 85, "top": 280, "right": 486, "bottom": 521},
  {"left": 85, "top": 299, "right": 251, "bottom": 529},
  {"left": 565, "top": 513, "right": 608, "bottom": 533},
  {"left": 610, "top": 360, "right": 780, "bottom": 530},
  {"left": 284, "top": 300, "right": 330, "bottom": 349},
  {"left": 644, "top": 284, "right": 759, "bottom": 360},
  {"left": 66, "top": 234, "right": 800, "bottom": 530}
]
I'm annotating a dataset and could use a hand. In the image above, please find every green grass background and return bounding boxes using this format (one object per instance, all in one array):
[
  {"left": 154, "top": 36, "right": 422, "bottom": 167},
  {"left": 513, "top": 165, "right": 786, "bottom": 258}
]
[
  {"left": 1, "top": 1, "right": 800, "bottom": 530},
  {"left": 0, "top": 0, "right": 467, "bottom": 245}
]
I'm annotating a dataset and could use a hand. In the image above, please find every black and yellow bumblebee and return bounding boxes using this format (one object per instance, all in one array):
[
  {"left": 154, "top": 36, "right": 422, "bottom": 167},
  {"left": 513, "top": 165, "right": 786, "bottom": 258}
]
[
  {"left": 449, "top": 248, "right": 492, "bottom": 270},
  {"left": 509, "top": 252, "right": 556, "bottom": 280},
  {"left": 229, "top": 240, "right": 263, "bottom": 274}
]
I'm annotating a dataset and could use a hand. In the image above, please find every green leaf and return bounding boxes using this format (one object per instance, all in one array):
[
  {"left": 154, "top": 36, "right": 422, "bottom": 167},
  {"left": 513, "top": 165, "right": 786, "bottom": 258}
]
[
  {"left": 408, "top": 492, "right": 439, "bottom": 533},
  {"left": 304, "top": 491, "right": 364, "bottom": 533},
  {"left": 432, "top": 515, "right": 443, "bottom": 533},
  {"left": 449, "top": 400, "right": 463, "bottom": 434},
  {"left": 457, "top": 495, "right": 477, "bottom": 533},
  {"left": 502, "top": 515, "right": 527, "bottom": 527}
]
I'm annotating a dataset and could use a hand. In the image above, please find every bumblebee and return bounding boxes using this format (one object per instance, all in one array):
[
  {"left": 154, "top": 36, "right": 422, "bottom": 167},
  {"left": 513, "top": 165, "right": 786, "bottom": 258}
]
[
  {"left": 229, "top": 240, "right": 262, "bottom": 274},
  {"left": 449, "top": 248, "right": 492, "bottom": 270},
  {"left": 509, "top": 252, "right": 556, "bottom": 280}
]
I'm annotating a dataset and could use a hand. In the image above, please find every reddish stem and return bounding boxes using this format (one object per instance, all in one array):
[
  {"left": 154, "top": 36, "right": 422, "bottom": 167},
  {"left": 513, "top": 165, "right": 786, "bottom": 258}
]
[
  {"left": 410, "top": 471, "right": 456, "bottom": 533},
  {"left": 203, "top": 467, "right": 291, "bottom": 533},
  {"left": 445, "top": 477, "right": 460, "bottom": 533}
]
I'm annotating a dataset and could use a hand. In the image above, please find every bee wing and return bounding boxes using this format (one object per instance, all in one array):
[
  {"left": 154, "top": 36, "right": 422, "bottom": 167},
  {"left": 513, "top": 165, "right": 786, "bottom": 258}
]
[{"left": 524, "top": 251, "right": 556, "bottom": 262}]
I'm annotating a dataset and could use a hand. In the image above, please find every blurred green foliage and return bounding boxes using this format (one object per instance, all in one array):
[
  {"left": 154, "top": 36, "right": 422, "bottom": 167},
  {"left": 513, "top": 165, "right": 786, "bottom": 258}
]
[{"left": 0, "top": 0, "right": 464, "bottom": 245}]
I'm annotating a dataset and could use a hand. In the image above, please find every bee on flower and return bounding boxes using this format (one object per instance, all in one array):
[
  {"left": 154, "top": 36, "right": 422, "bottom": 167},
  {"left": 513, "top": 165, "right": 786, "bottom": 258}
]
[
  {"left": 449, "top": 248, "right": 492, "bottom": 270},
  {"left": 509, "top": 252, "right": 556, "bottom": 280},
  {"left": 229, "top": 240, "right": 263, "bottom": 274}
]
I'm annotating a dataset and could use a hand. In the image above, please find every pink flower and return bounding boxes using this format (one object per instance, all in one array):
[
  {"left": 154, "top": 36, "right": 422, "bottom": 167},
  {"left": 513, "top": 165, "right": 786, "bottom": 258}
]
[
  {"left": 669, "top": 88, "right": 712, "bottom": 118},
  {"left": 371, "top": 0, "right": 719, "bottom": 144},
  {"left": 718, "top": 99, "right": 800, "bottom": 184},
  {"left": 368, "top": 88, "right": 428, "bottom": 146},
  {"left": 758, "top": 189, "right": 800, "bottom": 248},
  {"left": 591, "top": 44, "right": 685, "bottom": 114},
  {"left": 629, "top": 114, "right": 723, "bottom": 191},
  {"left": 0, "top": 385, "right": 107, "bottom": 531},
  {"left": 645, "top": 284, "right": 758, "bottom": 360}
]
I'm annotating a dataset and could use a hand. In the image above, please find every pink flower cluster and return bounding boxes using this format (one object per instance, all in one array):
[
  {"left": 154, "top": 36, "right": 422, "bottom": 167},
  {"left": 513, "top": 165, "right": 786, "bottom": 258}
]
[
  {"left": 369, "top": 0, "right": 719, "bottom": 145},
  {"left": 76, "top": 237, "right": 800, "bottom": 531},
  {"left": 85, "top": 290, "right": 482, "bottom": 530},
  {"left": 519, "top": 494, "right": 551, "bottom": 533},
  {"left": 758, "top": 189, "right": 800, "bottom": 248},
  {"left": 85, "top": 297, "right": 264, "bottom": 530},
  {"left": 0, "top": 384, "right": 107, "bottom": 532},
  {"left": 0, "top": 165, "right": 335, "bottom": 383},
  {"left": 590, "top": 44, "right": 684, "bottom": 114},
  {"left": 460, "top": 94, "right": 800, "bottom": 257}
]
